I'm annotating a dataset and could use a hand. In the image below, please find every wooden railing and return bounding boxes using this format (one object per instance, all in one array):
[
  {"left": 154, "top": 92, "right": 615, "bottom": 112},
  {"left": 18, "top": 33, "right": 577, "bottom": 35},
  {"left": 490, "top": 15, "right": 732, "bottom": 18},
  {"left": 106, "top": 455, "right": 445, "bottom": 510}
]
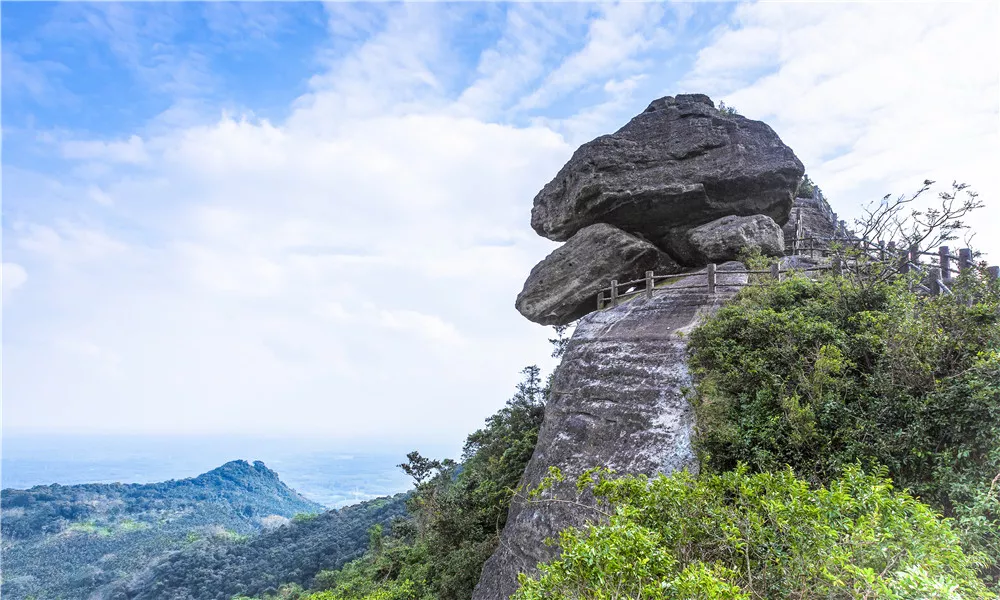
[{"left": 595, "top": 241, "right": 999, "bottom": 310}]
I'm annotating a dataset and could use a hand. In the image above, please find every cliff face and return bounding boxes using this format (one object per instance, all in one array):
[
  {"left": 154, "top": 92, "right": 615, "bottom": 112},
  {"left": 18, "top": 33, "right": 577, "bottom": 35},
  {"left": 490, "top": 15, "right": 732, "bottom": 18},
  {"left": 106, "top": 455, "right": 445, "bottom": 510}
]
[
  {"left": 783, "top": 189, "right": 845, "bottom": 247},
  {"left": 473, "top": 264, "right": 748, "bottom": 600}
]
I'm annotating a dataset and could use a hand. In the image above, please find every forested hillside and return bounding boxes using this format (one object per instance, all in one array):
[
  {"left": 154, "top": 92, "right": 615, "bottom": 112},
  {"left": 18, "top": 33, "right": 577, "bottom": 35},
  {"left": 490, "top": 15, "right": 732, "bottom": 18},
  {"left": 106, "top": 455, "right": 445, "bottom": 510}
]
[
  {"left": 113, "top": 494, "right": 408, "bottom": 600},
  {"left": 0, "top": 460, "right": 323, "bottom": 600}
]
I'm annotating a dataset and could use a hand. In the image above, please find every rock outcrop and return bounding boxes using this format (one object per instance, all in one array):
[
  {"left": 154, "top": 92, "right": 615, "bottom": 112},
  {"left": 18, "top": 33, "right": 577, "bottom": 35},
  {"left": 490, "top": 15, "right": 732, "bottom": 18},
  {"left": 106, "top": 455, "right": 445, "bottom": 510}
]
[
  {"left": 515, "top": 94, "right": 804, "bottom": 324},
  {"left": 783, "top": 188, "right": 845, "bottom": 249},
  {"left": 664, "top": 214, "right": 785, "bottom": 264},
  {"left": 474, "top": 264, "right": 749, "bottom": 600},
  {"left": 530, "top": 94, "right": 804, "bottom": 245},
  {"left": 482, "top": 93, "right": 816, "bottom": 596},
  {"left": 515, "top": 224, "right": 682, "bottom": 326}
]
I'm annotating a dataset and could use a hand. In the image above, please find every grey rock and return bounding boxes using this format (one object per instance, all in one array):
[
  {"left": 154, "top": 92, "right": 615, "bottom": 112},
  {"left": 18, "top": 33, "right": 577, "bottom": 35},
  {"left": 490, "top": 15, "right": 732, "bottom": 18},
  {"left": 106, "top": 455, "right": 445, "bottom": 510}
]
[
  {"left": 783, "top": 193, "right": 843, "bottom": 252},
  {"left": 664, "top": 214, "right": 785, "bottom": 265},
  {"left": 515, "top": 223, "right": 682, "bottom": 326},
  {"left": 474, "top": 263, "right": 749, "bottom": 600},
  {"left": 530, "top": 94, "right": 804, "bottom": 243}
]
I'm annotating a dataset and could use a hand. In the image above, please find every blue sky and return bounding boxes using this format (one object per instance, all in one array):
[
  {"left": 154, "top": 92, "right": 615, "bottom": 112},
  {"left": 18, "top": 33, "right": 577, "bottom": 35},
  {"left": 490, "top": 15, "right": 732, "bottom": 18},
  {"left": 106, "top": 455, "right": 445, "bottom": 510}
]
[{"left": 3, "top": 2, "right": 998, "bottom": 447}]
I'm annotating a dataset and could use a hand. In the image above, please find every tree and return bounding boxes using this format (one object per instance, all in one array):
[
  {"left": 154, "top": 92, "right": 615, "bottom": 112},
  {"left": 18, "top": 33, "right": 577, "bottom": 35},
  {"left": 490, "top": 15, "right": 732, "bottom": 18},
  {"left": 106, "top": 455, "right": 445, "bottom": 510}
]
[
  {"left": 397, "top": 452, "right": 442, "bottom": 486},
  {"left": 548, "top": 325, "right": 572, "bottom": 359},
  {"left": 832, "top": 180, "right": 986, "bottom": 289}
]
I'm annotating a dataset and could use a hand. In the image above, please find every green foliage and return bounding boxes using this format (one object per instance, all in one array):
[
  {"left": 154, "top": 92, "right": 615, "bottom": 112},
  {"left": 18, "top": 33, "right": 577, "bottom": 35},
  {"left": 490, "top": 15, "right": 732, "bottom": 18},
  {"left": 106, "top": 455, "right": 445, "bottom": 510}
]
[
  {"left": 310, "top": 365, "right": 548, "bottom": 600},
  {"left": 293, "top": 513, "right": 321, "bottom": 524},
  {"left": 717, "top": 101, "right": 740, "bottom": 116},
  {"left": 0, "top": 460, "right": 324, "bottom": 600},
  {"left": 687, "top": 269, "right": 1000, "bottom": 585},
  {"left": 122, "top": 495, "right": 407, "bottom": 600},
  {"left": 797, "top": 173, "right": 818, "bottom": 198},
  {"left": 514, "top": 466, "right": 993, "bottom": 600}
]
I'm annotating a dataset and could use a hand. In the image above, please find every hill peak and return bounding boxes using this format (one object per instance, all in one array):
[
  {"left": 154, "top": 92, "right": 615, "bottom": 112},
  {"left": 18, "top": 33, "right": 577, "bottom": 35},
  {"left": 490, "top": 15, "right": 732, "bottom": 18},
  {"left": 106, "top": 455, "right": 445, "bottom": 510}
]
[{"left": 208, "top": 459, "right": 278, "bottom": 478}]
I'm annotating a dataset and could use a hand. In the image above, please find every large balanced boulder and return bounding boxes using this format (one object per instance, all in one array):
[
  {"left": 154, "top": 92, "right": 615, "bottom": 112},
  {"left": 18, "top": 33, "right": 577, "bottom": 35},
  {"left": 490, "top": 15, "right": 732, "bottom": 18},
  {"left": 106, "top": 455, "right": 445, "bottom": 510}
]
[
  {"left": 515, "top": 223, "right": 681, "bottom": 326},
  {"left": 665, "top": 214, "right": 785, "bottom": 265},
  {"left": 530, "top": 94, "right": 804, "bottom": 245}
]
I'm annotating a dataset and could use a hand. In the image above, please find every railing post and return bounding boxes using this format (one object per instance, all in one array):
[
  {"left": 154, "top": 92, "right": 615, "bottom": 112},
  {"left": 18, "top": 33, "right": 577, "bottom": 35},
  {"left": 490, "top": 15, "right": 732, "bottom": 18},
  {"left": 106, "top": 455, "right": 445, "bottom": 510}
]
[
  {"left": 771, "top": 262, "right": 780, "bottom": 282},
  {"left": 929, "top": 267, "right": 942, "bottom": 296},
  {"left": 897, "top": 242, "right": 909, "bottom": 274},
  {"left": 959, "top": 248, "right": 972, "bottom": 272},
  {"left": 610, "top": 280, "right": 619, "bottom": 307},
  {"left": 645, "top": 271, "right": 654, "bottom": 299},
  {"left": 597, "top": 290, "right": 604, "bottom": 311},
  {"left": 909, "top": 243, "right": 920, "bottom": 268},
  {"left": 988, "top": 266, "right": 999, "bottom": 282},
  {"left": 939, "top": 246, "right": 951, "bottom": 280},
  {"left": 707, "top": 263, "right": 716, "bottom": 294}
]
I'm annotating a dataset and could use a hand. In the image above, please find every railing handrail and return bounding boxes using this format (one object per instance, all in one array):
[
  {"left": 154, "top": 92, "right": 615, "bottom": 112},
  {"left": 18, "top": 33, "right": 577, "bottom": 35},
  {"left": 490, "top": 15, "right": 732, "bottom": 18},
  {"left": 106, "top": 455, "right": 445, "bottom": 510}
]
[{"left": 595, "top": 243, "right": 997, "bottom": 310}]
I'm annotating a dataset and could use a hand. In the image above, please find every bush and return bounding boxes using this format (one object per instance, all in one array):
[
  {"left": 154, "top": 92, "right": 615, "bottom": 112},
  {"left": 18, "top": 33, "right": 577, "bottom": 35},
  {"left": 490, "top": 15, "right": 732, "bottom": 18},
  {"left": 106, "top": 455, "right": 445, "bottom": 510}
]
[
  {"left": 514, "top": 466, "right": 993, "bottom": 600},
  {"left": 687, "top": 269, "right": 1000, "bottom": 584}
]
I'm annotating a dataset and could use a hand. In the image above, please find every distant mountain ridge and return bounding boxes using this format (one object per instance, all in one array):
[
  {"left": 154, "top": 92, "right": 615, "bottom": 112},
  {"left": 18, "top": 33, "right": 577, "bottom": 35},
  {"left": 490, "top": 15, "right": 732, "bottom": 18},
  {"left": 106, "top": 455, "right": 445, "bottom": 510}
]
[{"left": 1, "top": 459, "right": 324, "bottom": 600}]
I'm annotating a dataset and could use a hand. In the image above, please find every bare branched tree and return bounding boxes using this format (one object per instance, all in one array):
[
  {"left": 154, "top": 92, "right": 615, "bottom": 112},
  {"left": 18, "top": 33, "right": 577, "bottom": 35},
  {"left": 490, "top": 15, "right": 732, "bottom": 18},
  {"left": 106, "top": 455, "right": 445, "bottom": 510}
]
[{"left": 829, "top": 181, "right": 985, "bottom": 289}]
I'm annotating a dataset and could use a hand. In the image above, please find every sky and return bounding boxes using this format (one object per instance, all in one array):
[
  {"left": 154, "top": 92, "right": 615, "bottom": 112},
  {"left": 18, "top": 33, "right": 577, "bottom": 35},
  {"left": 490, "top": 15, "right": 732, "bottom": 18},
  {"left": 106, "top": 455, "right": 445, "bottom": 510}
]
[{"left": 2, "top": 1, "right": 999, "bottom": 450}]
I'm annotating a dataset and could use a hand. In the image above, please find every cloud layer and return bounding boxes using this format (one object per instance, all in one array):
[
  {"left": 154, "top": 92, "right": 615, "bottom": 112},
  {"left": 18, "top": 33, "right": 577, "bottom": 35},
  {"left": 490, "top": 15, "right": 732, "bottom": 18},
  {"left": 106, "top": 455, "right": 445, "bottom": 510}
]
[{"left": 3, "top": 2, "right": 998, "bottom": 448}]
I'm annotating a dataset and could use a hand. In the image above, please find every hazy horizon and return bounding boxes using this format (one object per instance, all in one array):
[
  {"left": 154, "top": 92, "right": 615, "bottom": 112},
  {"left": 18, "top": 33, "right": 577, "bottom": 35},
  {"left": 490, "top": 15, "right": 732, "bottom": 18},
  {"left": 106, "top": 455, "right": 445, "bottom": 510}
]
[{"left": 2, "top": 432, "right": 455, "bottom": 507}]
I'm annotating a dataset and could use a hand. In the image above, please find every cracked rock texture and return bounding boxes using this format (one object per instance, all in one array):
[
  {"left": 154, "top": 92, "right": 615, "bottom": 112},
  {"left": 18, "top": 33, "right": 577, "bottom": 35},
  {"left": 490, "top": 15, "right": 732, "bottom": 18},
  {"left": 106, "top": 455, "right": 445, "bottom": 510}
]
[
  {"left": 473, "top": 263, "right": 748, "bottom": 600},
  {"left": 530, "top": 94, "right": 804, "bottom": 244},
  {"left": 515, "top": 223, "right": 682, "bottom": 326},
  {"left": 665, "top": 214, "right": 785, "bottom": 265}
]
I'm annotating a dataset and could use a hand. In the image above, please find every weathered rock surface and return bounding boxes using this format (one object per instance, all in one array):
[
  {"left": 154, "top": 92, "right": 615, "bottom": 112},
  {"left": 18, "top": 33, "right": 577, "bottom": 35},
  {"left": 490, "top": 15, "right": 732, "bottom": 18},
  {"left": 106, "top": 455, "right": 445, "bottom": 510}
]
[
  {"left": 474, "top": 264, "right": 749, "bottom": 600},
  {"left": 515, "top": 223, "right": 682, "bottom": 326},
  {"left": 783, "top": 192, "right": 842, "bottom": 249},
  {"left": 530, "top": 94, "right": 804, "bottom": 244},
  {"left": 664, "top": 214, "right": 784, "bottom": 265}
]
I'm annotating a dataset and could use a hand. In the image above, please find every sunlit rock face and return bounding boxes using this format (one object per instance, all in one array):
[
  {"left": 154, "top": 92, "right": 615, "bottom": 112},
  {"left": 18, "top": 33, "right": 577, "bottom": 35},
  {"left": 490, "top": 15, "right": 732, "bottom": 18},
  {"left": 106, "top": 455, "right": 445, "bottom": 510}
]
[
  {"left": 530, "top": 94, "right": 804, "bottom": 245},
  {"left": 474, "top": 265, "right": 748, "bottom": 600}
]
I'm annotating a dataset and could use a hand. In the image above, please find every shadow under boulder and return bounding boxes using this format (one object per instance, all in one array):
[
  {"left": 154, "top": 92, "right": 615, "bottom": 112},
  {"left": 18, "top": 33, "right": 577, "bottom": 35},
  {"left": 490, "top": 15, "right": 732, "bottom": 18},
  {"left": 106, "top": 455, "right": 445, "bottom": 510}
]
[{"left": 515, "top": 223, "right": 682, "bottom": 326}]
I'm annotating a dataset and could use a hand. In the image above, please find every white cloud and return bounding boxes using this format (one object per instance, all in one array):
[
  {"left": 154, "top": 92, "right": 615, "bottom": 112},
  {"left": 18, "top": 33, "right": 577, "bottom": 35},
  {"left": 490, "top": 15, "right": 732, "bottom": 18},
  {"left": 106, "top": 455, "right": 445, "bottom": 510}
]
[
  {"left": 2, "top": 263, "right": 28, "bottom": 301},
  {"left": 87, "top": 186, "right": 115, "bottom": 206},
  {"left": 682, "top": 1, "right": 1000, "bottom": 260},
  {"left": 2, "top": 25, "right": 572, "bottom": 439},
  {"left": 517, "top": 3, "right": 668, "bottom": 112},
  {"left": 61, "top": 134, "right": 149, "bottom": 164},
  {"left": 453, "top": 5, "right": 588, "bottom": 120},
  {"left": 6, "top": 1, "right": 997, "bottom": 446},
  {"left": 14, "top": 221, "right": 128, "bottom": 264},
  {"left": 377, "top": 308, "right": 464, "bottom": 345}
]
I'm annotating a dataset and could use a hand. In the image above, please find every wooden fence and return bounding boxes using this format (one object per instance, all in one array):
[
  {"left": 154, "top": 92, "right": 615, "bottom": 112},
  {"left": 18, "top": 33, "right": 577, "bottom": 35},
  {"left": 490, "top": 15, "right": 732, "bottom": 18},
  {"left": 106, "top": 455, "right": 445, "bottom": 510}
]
[{"left": 596, "top": 241, "right": 999, "bottom": 310}]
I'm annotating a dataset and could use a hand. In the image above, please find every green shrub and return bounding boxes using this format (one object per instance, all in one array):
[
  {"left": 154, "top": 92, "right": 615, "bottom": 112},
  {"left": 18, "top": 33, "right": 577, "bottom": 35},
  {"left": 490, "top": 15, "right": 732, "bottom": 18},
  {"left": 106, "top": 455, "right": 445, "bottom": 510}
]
[
  {"left": 514, "top": 466, "right": 993, "bottom": 600},
  {"left": 687, "top": 269, "right": 1000, "bottom": 584}
]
